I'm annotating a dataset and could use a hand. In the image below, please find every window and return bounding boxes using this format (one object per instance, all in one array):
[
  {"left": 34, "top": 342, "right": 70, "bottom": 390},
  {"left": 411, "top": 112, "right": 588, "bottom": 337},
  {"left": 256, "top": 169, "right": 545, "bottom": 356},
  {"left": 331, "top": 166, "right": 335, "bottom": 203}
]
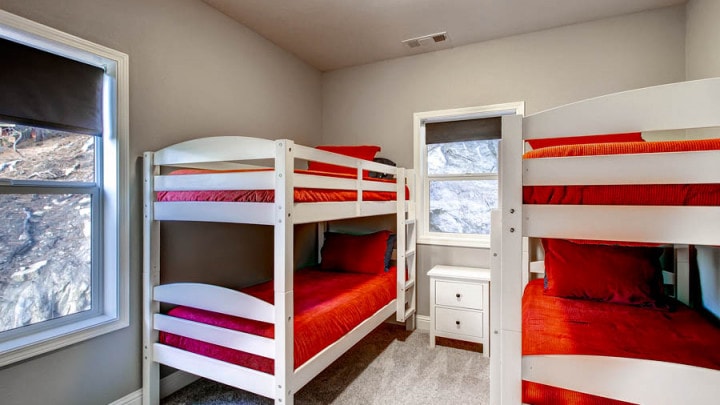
[
  {"left": 414, "top": 103, "right": 523, "bottom": 248},
  {"left": 427, "top": 136, "right": 499, "bottom": 235},
  {"left": 0, "top": 10, "right": 129, "bottom": 366}
]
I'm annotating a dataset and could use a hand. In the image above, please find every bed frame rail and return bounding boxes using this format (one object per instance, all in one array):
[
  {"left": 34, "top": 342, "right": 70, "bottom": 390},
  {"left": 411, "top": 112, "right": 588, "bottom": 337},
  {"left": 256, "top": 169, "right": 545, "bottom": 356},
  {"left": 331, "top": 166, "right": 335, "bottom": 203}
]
[
  {"left": 293, "top": 201, "right": 398, "bottom": 224},
  {"left": 523, "top": 355, "right": 720, "bottom": 405},
  {"left": 153, "top": 283, "right": 274, "bottom": 323},
  {"left": 154, "top": 171, "right": 399, "bottom": 193},
  {"left": 155, "top": 170, "right": 275, "bottom": 191},
  {"left": 292, "top": 299, "right": 397, "bottom": 391},
  {"left": 292, "top": 143, "right": 399, "bottom": 178},
  {"left": 153, "top": 343, "right": 275, "bottom": 398},
  {"left": 524, "top": 150, "right": 720, "bottom": 186},
  {"left": 153, "top": 201, "right": 276, "bottom": 224},
  {"left": 524, "top": 77, "right": 720, "bottom": 139},
  {"left": 524, "top": 205, "right": 720, "bottom": 246},
  {"left": 153, "top": 314, "right": 275, "bottom": 359},
  {"left": 153, "top": 136, "right": 277, "bottom": 166}
]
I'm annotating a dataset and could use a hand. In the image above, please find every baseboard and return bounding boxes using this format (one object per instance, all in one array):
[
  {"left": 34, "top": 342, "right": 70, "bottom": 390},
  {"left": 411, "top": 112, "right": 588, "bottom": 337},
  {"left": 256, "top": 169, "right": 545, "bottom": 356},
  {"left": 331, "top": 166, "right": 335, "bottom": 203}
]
[
  {"left": 160, "top": 370, "right": 201, "bottom": 398},
  {"left": 108, "top": 390, "right": 141, "bottom": 405},
  {"left": 108, "top": 370, "right": 200, "bottom": 405},
  {"left": 416, "top": 315, "right": 430, "bottom": 332},
  {"left": 384, "top": 315, "right": 429, "bottom": 332}
]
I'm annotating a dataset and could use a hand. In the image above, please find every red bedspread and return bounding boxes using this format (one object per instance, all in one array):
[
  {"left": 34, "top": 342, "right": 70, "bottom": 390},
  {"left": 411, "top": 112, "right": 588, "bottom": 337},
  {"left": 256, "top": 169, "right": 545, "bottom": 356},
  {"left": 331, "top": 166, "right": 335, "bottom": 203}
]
[
  {"left": 157, "top": 169, "right": 408, "bottom": 203},
  {"left": 523, "top": 139, "right": 720, "bottom": 206},
  {"left": 522, "top": 279, "right": 720, "bottom": 404},
  {"left": 159, "top": 266, "right": 396, "bottom": 373}
]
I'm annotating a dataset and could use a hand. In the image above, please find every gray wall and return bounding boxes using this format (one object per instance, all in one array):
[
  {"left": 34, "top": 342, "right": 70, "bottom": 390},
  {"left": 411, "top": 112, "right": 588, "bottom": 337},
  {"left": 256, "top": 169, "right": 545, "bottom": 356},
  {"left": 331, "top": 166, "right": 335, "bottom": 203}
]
[
  {"left": 0, "top": 1, "right": 321, "bottom": 404},
  {"left": 686, "top": 0, "right": 720, "bottom": 80},
  {"left": 321, "top": 6, "right": 687, "bottom": 316}
]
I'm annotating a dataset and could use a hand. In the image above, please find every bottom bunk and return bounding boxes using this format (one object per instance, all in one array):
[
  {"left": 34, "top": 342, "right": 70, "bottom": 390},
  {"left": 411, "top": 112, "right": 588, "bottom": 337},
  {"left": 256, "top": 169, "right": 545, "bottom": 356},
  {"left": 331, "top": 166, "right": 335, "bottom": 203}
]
[
  {"left": 159, "top": 265, "right": 397, "bottom": 374},
  {"left": 150, "top": 257, "right": 406, "bottom": 400},
  {"left": 522, "top": 273, "right": 720, "bottom": 404}
]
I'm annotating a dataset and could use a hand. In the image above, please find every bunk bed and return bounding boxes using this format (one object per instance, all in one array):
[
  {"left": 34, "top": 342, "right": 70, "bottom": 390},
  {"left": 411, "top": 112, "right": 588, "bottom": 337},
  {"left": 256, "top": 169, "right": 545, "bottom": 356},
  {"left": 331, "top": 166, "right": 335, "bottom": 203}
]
[
  {"left": 142, "top": 137, "right": 417, "bottom": 405},
  {"left": 490, "top": 78, "right": 720, "bottom": 404}
]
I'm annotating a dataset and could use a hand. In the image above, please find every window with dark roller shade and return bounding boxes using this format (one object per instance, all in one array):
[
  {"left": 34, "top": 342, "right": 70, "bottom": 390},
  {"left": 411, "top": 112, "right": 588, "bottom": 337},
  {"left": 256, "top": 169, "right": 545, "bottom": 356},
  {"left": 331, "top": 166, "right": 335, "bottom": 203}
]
[
  {"left": 0, "top": 11, "right": 128, "bottom": 368},
  {"left": 0, "top": 37, "right": 104, "bottom": 135}
]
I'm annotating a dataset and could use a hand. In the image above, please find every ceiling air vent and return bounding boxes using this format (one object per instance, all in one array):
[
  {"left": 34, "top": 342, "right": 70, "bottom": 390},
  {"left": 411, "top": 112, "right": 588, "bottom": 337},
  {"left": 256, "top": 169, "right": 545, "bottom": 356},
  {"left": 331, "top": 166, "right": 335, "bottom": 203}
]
[
  {"left": 402, "top": 31, "right": 450, "bottom": 51},
  {"left": 432, "top": 33, "right": 447, "bottom": 43}
]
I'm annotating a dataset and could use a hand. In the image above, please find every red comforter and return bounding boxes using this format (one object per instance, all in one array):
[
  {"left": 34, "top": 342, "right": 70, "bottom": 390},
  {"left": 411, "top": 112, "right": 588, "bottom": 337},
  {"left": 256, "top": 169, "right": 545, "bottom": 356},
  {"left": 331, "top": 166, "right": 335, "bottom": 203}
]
[
  {"left": 159, "top": 266, "right": 397, "bottom": 373},
  {"left": 523, "top": 138, "right": 720, "bottom": 206},
  {"left": 157, "top": 169, "right": 408, "bottom": 203},
  {"left": 522, "top": 279, "right": 720, "bottom": 404}
]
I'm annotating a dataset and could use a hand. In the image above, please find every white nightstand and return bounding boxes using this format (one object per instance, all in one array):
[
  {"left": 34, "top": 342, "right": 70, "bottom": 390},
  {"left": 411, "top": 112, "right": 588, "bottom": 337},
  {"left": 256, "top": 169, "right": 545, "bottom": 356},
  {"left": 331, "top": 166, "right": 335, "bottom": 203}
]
[{"left": 428, "top": 265, "right": 490, "bottom": 356}]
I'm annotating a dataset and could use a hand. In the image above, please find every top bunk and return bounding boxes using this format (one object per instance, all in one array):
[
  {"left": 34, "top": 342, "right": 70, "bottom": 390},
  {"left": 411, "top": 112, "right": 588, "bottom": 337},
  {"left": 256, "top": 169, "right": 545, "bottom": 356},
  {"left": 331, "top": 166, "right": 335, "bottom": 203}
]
[
  {"left": 500, "top": 77, "right": 720, "bottom": 246},
  {"left": 143, "top": 137, "right": 413, "bottom": 225}
]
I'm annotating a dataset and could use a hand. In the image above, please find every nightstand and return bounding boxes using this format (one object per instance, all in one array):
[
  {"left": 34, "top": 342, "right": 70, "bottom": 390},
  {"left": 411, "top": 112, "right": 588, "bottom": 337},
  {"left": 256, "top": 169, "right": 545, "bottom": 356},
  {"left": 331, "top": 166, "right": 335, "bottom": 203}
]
[{"left": 428, "top": 265, "right": 490, "bottom": 356}]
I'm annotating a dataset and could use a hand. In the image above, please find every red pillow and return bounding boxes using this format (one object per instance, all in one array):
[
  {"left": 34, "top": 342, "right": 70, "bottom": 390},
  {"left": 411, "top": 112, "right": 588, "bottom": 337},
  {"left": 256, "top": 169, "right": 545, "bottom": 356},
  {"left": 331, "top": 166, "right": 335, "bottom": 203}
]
[
  {"left": 320, "top": 230, "right": 391, "bottom": 274},
  {"left": 542, "top": 239, "right": 663, "bottom": 306},
  {"left": 526, "top": 132, "right": 643, "bottom": 150},
  {"left": 307, "top": 145, "right": 381, "bottom": 176}
]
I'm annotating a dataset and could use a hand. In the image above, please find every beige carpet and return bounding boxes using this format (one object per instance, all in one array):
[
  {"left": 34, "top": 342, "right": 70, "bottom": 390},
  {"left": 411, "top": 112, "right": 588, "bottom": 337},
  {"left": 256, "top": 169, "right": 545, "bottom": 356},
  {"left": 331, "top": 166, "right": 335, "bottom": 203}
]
[{"left": 162, "top": 323, "right": 490, "bottom": 405}]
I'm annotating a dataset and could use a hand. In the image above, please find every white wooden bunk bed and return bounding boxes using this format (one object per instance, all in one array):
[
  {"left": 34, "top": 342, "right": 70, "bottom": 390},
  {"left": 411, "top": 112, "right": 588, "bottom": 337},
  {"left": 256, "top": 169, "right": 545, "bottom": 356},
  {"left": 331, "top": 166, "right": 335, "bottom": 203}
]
[
  {"left": 142, "top": 137, "right": 417, "bottom": 405},
  {"left": 490, "top": 78, "right": 720, "bottom": 404}
]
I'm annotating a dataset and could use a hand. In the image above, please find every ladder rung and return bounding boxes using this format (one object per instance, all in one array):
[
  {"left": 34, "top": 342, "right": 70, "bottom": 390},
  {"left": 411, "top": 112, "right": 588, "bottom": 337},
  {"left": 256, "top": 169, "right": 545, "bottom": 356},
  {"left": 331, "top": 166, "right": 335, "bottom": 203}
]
[
  {"left": 405, "top": 219, "right": 416, "bottom": 225},
  {"left": 404, "top": 279, "right": 415, "bottom": 289},
  {"left": 405, "top": 249, "right": 416, "bottom": 257},
  {"left": 404, "top": 307, "right": 416, "bottom": 319}
]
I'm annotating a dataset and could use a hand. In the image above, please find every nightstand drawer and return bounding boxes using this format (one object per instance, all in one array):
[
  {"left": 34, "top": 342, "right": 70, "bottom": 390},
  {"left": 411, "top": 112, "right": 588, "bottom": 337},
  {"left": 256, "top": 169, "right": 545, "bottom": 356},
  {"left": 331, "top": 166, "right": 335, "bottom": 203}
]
[
  {"left": 435, "top": 281, "right": 484, "bottom": 310},
  {"left": 435, "top": 307, "right": 483, "bottom": 337}
]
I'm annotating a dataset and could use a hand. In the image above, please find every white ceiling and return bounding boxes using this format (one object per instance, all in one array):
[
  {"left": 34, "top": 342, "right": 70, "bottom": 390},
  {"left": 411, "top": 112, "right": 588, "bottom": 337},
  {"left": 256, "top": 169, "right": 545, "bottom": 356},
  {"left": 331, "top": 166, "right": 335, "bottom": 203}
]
[{"left": 204, "top": 0, "right": 687, "bottom": 72}]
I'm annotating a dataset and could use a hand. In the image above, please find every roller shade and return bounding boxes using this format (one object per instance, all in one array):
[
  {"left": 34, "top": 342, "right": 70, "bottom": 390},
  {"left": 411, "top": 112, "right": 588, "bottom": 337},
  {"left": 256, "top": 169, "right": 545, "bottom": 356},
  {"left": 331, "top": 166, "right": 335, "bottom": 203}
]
[
  {"left": 425, "top": 116, "right": 501, "bottom": 144},
  {"left": 0, "top": 37, "right": 104, "bottom": 135}
]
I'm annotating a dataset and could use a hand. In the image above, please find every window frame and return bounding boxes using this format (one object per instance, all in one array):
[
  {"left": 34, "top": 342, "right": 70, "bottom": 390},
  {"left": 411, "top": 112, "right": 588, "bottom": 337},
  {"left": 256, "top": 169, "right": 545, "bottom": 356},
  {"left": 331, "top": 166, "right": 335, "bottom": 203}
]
[
  {"left": 413, "top": 102, "right": 524, "bottom": 248},
  {"left": 0, "top": 10, "right": 129, "bottom": 366}
]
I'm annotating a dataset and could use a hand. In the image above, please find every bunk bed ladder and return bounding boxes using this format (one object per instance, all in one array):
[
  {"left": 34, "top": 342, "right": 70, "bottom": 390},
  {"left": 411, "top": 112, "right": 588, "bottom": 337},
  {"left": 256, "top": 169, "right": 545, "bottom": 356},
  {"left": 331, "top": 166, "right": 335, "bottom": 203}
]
[
  {"left": 396, "top": 168, "right": 417, "bottom": 328},
  {"left": 400, "top": 218, "right": 417, "bottom": 324}
]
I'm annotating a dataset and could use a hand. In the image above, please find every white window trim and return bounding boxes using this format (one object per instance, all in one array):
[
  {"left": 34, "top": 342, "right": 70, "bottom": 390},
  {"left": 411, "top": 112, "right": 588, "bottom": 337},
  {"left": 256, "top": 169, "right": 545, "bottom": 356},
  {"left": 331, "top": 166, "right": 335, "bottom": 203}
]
[
  {"left": 413, "top": 102, "right": 524, "bottom": 248},
  {"left": 0, "top": 10, "right": 129, "bottom": 367}
]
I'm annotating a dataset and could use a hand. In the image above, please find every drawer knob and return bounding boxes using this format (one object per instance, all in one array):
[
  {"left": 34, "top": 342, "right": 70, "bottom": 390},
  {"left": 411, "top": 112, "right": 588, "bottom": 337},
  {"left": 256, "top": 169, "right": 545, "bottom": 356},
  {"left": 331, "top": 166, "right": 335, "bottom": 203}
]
[
  {"left": 455, "top": 293, "right": 461, "bottom": 298},
  {"left": 455, "top": 320, "right": 461, "bottom": 326}
]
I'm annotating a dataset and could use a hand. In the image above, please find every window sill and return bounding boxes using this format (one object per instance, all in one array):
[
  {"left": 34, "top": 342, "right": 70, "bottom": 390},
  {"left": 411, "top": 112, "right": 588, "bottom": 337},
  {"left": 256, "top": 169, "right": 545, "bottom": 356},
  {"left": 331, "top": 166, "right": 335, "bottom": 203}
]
[
  {"left": 418, "top": 235, "right": 491, "bottom": 249},
  {"left": 0, "top": 314, "right": 129, "bottom": 367}
]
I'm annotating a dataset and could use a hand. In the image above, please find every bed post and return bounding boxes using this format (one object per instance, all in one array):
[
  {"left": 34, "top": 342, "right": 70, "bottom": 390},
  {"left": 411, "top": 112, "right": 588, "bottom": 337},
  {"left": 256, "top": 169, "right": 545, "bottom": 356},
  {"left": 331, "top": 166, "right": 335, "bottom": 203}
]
[
  {"left": 494, "top": 114, "right": 524, "bottom": 404},
  {"left": 142, "top": 152, "right": 160, "bottom": 405},
  {"left": 675, "top": 245, "right": 690, "bottom": 305},
  {"left": 317, "top": 222, "right": 327, "bottom": 260},
  {"left": 274, "top": 140, "right": 295, "bottom": 405},
  {"left": 489, "top": 209, "right": 501, "bottom": 405}
]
